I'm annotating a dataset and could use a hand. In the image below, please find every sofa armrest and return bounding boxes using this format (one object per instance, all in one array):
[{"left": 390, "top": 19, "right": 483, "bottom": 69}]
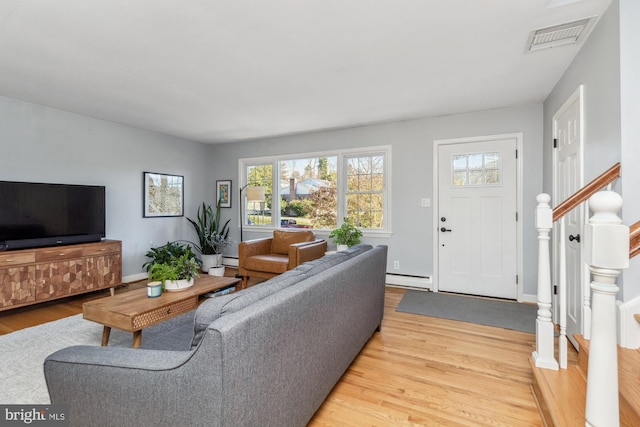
[
  {"left": 288, "top": 239, "right": 327, "bottom": 269},
  {"left": 44, "top": 345, "right": 219, "bottom": 426}
]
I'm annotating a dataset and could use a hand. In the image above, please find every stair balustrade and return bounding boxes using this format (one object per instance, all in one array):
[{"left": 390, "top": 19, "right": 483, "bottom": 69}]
[{"left": 583, "top": 191, "right": 629, "bottom": 427}]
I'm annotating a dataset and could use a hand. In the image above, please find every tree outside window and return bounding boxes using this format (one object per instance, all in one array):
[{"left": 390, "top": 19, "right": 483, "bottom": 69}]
[
  {"left": 346, "top": 154, "right": 384, "bottom": 229},
  {"left": 240, "top": 146, "right": 389, "bottom": 233}
]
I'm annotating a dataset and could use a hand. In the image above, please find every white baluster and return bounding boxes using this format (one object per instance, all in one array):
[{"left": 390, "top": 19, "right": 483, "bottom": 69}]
[
  {"left": 584, "top": 191, "right": 628, "bottom": 427},
  {"left": 559, "top": 217, "right": 568, "bottom": 369},
  {"left": 583, "top": 199, "right": 592, "bottom": 341},
  {"left": 533, "top": 193, "right": 558, "bottom": 370}
]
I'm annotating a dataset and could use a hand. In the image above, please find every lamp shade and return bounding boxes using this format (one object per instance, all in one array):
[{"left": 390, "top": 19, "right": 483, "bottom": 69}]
[{"left": 246, "top": 186, "right": 265, "bottom": 202}]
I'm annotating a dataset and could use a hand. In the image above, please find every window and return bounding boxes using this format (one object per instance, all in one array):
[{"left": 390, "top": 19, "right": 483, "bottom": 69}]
[
  {"left": 244, "top": 163, "right": 273, "bottom": 226},
  {"left": 240, "top": 146, "right": 390, "bottom": 234},
  {"left": 346, "top": 154, "right": 385, "bottom": 228},
  {"left": 452, "top": 151, "right": 501, "bottom": 187},
  {"left": 280, "top": 156, "right": 338, "bottom": 229}
]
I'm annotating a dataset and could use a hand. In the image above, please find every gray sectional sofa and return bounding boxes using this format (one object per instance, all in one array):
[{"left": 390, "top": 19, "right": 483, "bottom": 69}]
[{"left": 44, "top": 244, "right": 388, "bottom": 427}]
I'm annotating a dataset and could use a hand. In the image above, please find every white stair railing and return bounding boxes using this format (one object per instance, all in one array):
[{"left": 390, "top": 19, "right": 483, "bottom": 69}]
[
  {"left": 584, "top": 191, "right": 628, "bottom": 427},
  {"left": 533, "top": 193, "right": 558, "bottom": 370}
]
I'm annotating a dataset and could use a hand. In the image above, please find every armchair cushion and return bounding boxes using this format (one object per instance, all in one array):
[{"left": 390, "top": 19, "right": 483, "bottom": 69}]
[
  {"left": 271, "top": 229, "right": 315, "bottom": 254},
  {"left": 244, "top": 254, "right": 289, "bottom": 274}
]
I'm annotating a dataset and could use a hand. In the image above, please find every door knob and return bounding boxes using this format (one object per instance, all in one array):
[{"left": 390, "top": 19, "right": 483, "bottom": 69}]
[
  {"left": 440, "top": 227, "right": 452, "bottom": 232},
  {"left": 568, "top": 234, "right": 581, "bottom": 243}
]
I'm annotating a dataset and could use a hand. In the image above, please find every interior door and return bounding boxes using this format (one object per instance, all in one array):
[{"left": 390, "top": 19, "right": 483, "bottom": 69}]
[
  {"left": 554, "top": 89, "right": 583, "bottom": 350},
  {"left": 437, "top": 138, "right": 517, "bottom": 299}
]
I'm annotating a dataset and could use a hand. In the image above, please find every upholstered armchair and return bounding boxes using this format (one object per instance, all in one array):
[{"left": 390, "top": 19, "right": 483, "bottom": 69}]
[{"left": 238, "top": 229, "right": 327, "bottom": 288}]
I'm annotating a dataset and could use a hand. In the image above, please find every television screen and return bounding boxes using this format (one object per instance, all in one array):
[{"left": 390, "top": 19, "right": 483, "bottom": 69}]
[{"left": 0, "top": 181, "right": 105, "bottom": 250}]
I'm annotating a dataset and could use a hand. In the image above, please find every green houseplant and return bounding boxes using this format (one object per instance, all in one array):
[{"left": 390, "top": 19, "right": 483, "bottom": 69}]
[
  {"left": 142, "top": 241, "right": 197, "bottom": 272},
  {"left": 329, "top": 218, "right": 363, "bottom": 250},
  {"left": 147, "top": 253, "right": 200, "bottom": 292},
  {"left": 186, "top": 200, "right": 231, "bottom": 272},
  {"left": 143, "top": 242, "right": 200, "bottom": 292}
]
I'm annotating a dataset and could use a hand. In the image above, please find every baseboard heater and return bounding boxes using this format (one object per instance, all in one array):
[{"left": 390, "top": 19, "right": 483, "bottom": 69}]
[{"left": 385, "top": 273, "right": 432, "bottom": 290}]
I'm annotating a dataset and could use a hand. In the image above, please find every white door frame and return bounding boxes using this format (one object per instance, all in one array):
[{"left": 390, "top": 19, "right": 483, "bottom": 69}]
[
  {"left": 432, "top": 133, "right": 524, "bottom": 302},
  {"left": 552, "top": 85, "right": 586, "bottom": 335}
]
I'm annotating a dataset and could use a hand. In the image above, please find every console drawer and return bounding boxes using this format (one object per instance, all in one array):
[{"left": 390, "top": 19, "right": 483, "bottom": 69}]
[
  {"left": 0, "top": 252, "right": 36, "bottom": 266},
  {"left": 83, "top": 242, "right": 121, "bottom": 256},
  {"left": 35, "top": 248, "right": 84, "bottom": 262}
]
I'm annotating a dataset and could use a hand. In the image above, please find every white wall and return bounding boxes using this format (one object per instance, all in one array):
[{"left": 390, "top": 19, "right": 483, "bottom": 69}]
[
  {"left": 543, "top": 0, "right": 640, "bottom": 301},
  {"left": 543, "top": 0, "right": 621, "bottom": 194},
  {"left": 619, "top": 0, "right": 640, "bottom": 299},
  {"left": 0, "top": 96, "right": 214, "bottom": 279},
  {"left": 211, "top": 104, "right": 544, "bottom": 297}
]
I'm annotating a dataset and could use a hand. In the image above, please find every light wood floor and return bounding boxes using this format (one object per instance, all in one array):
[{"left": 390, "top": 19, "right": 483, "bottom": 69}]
[{"left": 0, "top": 274, "right": 543, "bottom": 426}]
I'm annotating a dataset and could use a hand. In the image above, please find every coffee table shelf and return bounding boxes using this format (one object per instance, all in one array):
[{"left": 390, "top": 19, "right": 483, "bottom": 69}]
[{"left": 83, "top": 275, "right": 241, "bottom": 348}]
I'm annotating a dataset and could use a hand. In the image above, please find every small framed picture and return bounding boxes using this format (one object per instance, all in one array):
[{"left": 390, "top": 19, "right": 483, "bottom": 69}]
[
  {"left": 216, "top": 180, "right": 232, "bottom": 208},
  {"left": 143, "top": 172, "right": 184, "bottom": 217}
]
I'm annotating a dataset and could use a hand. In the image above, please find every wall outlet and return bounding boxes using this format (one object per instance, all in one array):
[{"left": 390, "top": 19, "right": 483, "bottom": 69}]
[
  {"left": 393, "top": 260, "right": 400, "bottom": 270},
  {"left": 421, "top": 198, "right": 431, "bottom": 207}
]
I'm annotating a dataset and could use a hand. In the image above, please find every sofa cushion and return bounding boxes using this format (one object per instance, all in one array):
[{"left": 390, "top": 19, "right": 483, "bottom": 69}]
[
  {"left": 271, "top": 230, "right": 315, "bottom": 255},
  {"left": 340, "top": 243, "right": 373, "bottom": 259},
  {"left": 244, "top": 254, "right": 289, "bottom": 274},
  {"left": 294, "top": 251, "right": 349, "bottom": 276},
  {"left": 190, "top": 269, "right": 307, "bottom": 348}
]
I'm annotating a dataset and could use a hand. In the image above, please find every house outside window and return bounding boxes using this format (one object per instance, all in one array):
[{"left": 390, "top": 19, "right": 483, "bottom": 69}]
[{"left": 239, "top": 146, "right": 391, "bottom": 235}]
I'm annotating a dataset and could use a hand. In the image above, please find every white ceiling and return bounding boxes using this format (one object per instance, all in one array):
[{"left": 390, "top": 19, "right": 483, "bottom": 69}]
[{"left": 0, "top": 0, "right": 612, "bottom": 144}]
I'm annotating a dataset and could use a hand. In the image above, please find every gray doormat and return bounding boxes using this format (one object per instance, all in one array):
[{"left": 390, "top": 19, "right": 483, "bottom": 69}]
[{"left": 396, "top": 290, "right": 537, "bottom": 333}]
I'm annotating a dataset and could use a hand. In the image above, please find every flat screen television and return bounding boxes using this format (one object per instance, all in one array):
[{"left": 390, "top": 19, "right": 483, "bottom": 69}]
[{"left": 0, "top": 180, "right": 106, "bottom": 251}]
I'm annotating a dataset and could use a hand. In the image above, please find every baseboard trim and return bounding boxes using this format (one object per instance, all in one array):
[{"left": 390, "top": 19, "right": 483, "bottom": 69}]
[
  {"left": 123, "top": 272, "right": 147, "bottom": 283},
  {"left": 385, "top": 273, "right": 432, "bottom": 290}
]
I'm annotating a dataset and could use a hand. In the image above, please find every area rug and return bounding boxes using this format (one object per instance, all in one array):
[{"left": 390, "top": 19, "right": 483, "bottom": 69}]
[
  {"left": 0, "top": 311, "right": 195, "bottom": 405},
  {"left": 396, "top": 290, "right": 537, "bottom": 333}
]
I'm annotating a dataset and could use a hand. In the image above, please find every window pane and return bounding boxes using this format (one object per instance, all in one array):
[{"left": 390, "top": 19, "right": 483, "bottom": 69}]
[
  {"left": 280, "top": 156, "right": 337, "bottom": 229},
  {"left": 452, "top": 155, "right": 467, "bottom": 170},
  {"left": 246, "top": 164, "right": 273, "bottom": 226},
  {"left": 485, "top": 152, "right": 500, "bottom": 169},
  {"left": 468, "top": 153, "right": 483, "bottom": 169},
  {"left": 469, "top": 170, "right": 483, "bottom": 185},
  {"left": 453, "top": 171, "right": 467, "bottom": 186},
  {"left": 485, "top": 169, "right": 500, "bottom": 184},
  {"left": 345, "top": 154, "right": 385, "bottom": 229}
]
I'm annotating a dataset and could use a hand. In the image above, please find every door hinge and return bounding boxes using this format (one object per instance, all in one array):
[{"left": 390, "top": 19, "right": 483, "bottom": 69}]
[
  {"left": 554, "top": 285, "right": 558, "bottom": 295},
  {"left": 553, "top": 138, "right": 558, "bottom": 148},
  {"left": 516, "top": 212, "right": 518, "bottom": 221},
  {"left": 516, "top": 275, "right": 519, "bottom": 284},
  {"left": 515, "top": 149, "right": 518, "bottom": 159}
]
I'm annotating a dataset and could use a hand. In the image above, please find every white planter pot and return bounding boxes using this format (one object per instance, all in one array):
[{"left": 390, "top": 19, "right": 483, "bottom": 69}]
[
  {"left": 164, "top": 278, "right": 195, "bottom": 292},
  {"left": 337, "top": 244, "right": 349, "bottom": 252},
  {"left": 200, "top": 254, "right": 222, "bottom": 272},
  {"left": 208, "top": 266, "right": 225, "bottom": 276}
]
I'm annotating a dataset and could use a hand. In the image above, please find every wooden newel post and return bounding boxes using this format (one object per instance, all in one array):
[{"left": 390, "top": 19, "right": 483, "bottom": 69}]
[
  {"left": 533, "top": 193, "right": 558, "bottom": 370},
  {"left": 584, "top": 191, "right": 628, "bottom": 427}
]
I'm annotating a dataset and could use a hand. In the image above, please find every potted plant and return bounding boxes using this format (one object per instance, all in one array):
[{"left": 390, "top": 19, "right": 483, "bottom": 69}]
[
  {"left": 329, "top": 218, "right": 363, "bottom": 251},
  {"left": 186, "top": 200, "right": 231, "bottom": 272},
  {"left": 148, "top": 253, "right": 200, "bottom": 292},
  {"left": 142, "top": 241, "right": 197, "bottom": 272},
  {"left": 143, "top": 242, "right": 200, "bottom": 292},
  {"left": 206, "top": 233, "right": 232, "bottom": 276}
]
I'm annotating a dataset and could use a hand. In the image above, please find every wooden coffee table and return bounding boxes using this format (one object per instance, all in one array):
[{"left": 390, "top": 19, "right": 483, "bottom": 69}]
[{"left": 83, "top": 275, "right": 241, "bottom": 348}]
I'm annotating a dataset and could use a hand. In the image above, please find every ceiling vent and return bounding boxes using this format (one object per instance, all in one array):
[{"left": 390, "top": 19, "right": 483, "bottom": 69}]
[{"left": 526, "top": 17, "right": 595, "bottom": 52}]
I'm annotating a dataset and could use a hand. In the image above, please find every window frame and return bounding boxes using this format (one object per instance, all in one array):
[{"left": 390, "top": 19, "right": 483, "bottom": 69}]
[{"left": 238, "top": 145, "right": 392, "bottom": 237}]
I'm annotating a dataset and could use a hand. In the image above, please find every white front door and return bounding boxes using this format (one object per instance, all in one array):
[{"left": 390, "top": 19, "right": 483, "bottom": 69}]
[
  {"left": 437, "top": 138, "right": 518, "bottom": 299},
  {"left": 554, "top": 87, "right": 584, "bottom": 350}
]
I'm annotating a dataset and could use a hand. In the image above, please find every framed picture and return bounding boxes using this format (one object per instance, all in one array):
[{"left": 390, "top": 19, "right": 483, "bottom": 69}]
[
  {"left": 143, "top": 172, "right": 184, "bottom": 217},
  {"left": 216, "top": 180, "right": 232, "bottom": 208}
]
